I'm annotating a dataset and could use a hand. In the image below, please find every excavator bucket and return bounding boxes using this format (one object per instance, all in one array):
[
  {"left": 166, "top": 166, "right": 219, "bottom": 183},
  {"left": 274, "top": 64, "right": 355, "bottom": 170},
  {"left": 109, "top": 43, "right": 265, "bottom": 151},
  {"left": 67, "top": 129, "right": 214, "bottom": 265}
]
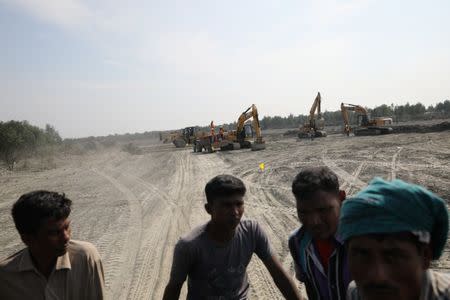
[
  {"left": 315, "top": 130, "right": 327, "bottom": 137},
  {"left": 173, "top": 138, "right": 186, "bottom": 148},
  {"left": 251, "top": 142, "right": 266, "bottom": 151},
  {"left": 232, "top": 143, "right": 241, "bottom": 150}
]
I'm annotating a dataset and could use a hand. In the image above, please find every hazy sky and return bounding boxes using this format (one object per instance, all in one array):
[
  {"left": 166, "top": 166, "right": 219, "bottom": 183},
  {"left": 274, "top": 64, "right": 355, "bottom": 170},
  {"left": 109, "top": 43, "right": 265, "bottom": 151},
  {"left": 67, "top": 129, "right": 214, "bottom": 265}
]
[{"left": 1, "top": 0, "right": 449, "bottom": 138}]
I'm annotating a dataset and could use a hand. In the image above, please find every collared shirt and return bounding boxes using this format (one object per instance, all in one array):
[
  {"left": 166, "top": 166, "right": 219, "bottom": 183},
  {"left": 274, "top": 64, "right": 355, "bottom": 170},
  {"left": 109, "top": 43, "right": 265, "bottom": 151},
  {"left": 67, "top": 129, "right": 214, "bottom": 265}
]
[
  {"left": 0, "top": 240, "right": 105, "bottom": 300},
  {"left": 289, "top": 227, "right": 351, "bottom": 300},
  {"left": 347, "top": 269, "right": 450, "bottom": 300}
]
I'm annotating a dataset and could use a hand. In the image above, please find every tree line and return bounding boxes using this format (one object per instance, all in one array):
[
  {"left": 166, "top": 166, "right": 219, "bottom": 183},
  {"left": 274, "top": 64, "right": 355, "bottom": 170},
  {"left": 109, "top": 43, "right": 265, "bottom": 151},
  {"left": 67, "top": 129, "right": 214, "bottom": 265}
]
[
  {"left": 259, "top": 100, "right": 450, "bottom": 129},
  {"left": 1, "top": 100, "right": 449, "bottom": 170},
  {"left": 0, "top": 121, "right": 62, "bottom": 170}
]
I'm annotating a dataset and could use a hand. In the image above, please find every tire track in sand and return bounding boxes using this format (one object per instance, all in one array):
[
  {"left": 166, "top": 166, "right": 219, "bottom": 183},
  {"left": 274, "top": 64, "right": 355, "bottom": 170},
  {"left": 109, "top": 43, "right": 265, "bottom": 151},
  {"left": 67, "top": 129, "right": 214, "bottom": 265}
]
[
  {"left": 115, "top": 151, "right": 189, "bottom": 300},
  {"left": 343, "top": 149, "right": 382, "bottom": 195},
  {"left": 91, "top": 168, "right": 143, "bottom": 300},
  {"left": 390, "top": 147, "right": 403, "bottom": 180},
  {"left": 152, "top": 151, "right": 190, "bottom": 299},
  {"left": 321, "top": 149, "right": 367, "bottom": 191}
]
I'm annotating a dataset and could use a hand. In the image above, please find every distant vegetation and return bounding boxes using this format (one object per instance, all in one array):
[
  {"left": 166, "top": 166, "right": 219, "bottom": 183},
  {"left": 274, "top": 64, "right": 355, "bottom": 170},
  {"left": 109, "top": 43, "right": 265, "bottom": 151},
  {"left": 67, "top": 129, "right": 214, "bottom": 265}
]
[
  {"left": 259, "top": 100, "right": 450, "bottom": 129},
  {"left": 192, "top": 100, "right": 450, "bottom": 131},
  {"left": 1, "top": 100, "right": 449, "bottom": 171},
  {"left": 0, "top": 121, "right": 62, "bottom": 170}
]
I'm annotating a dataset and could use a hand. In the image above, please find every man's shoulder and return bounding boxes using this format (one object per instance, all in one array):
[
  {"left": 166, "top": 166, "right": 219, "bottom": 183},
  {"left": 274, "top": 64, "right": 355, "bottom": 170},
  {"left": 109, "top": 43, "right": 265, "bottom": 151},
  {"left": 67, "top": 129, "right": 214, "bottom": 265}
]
[
  {"left": 68, "top": 240, "right": 101, "bottom": 262},
  {"left": 429, "top": 270, "right": 450, "bottom": 297},
  {"left": 0, "top": 249, "right": 27, "bottom": 272},
  {"left": 178, "top": 223, "right": 208, "bottom": 245},
  {"left": 288, "top": 226, "right": 308, "bottom": 244},
  {"left": 239, "top": 219, "right": 261, "bottom": 232}
]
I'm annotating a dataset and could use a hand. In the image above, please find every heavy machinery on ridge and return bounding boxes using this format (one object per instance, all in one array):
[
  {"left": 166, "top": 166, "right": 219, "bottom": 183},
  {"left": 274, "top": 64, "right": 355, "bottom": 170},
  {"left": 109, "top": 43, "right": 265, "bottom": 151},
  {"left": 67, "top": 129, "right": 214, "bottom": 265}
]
[
  {"left": 172, "top": 126, "right": 199, "bottom": 148},
  {"left": 298, "top": 92, "right": 327, "bottom": 138},
  {"left": 341, "top": 103, "right": 393, "bottom": 136},
  {"left": 222, "top": 104, "right": 266, "bottom": 151},
  {"left": 193, "top": 104, "right": 266, "bottom": 152},
  {"left": 160, "top": 127, "right": 202, "bottom": 148}
]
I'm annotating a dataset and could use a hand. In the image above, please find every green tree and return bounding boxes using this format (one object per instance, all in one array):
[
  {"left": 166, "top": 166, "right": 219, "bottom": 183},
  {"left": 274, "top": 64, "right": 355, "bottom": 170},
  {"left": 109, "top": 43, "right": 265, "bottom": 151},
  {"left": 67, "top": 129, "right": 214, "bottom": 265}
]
[
  {"left": 45, "top": 124, "right": 63, "bottom": 144},
  {"left": 0, "top": 121, "right": 61, "bottom": 170}
]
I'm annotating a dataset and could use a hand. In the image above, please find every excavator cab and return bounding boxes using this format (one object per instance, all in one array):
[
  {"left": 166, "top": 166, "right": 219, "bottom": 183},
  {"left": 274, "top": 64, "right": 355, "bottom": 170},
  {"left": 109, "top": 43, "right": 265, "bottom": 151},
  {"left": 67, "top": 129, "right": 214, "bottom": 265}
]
[
  {"left": 244, "top": 123, "right": 254, "bottom": 138},
  {"left": 182, "top": 127, "right": 196, "bottom": 143},
  {"left": 235, "top": 123, "right": 253, "bottom": 148},
  {"left": 357, "top": 114, "right": 370, "bottom": 127}
]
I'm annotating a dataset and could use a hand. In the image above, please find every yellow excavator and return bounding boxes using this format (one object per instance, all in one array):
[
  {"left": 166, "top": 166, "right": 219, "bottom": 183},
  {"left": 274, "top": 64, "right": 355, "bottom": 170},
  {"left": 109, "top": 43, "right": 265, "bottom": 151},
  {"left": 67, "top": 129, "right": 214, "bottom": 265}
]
[
  {"left": 298, "top": 92, "right": 327, "bottom": 138},
  {"left": 224, "top": 104, "right": 266, "bottom": 151},
  {"left": 193, "top": 104, "right": 266, "bottom": 152},
  {"left": 341, "top": 103, "right": 393, "bottom": 136}
]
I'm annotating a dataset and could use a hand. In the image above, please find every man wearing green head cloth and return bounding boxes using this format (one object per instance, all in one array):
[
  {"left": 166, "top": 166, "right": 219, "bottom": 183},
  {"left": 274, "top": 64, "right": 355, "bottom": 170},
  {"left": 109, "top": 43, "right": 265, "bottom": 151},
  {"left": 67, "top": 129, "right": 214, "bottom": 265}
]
[{"left": 338, "top": 177, "right": 450, "bottom": 300}]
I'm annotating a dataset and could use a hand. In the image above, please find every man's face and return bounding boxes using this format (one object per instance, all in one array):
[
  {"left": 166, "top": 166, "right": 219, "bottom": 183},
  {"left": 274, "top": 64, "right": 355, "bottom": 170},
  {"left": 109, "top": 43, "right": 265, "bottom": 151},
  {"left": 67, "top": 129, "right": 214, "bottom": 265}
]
[
  {"left": 208, "top": 194, "right": 244, "bottom": 230},
  {"left": 25, "top": 217, "right": 71, "bottom": 259},
  {"left": 348, "top": 235, "right": 430, "bottom": 300},
  {"left": 296, "top": 190, "right": 341, "bottom": 240}
]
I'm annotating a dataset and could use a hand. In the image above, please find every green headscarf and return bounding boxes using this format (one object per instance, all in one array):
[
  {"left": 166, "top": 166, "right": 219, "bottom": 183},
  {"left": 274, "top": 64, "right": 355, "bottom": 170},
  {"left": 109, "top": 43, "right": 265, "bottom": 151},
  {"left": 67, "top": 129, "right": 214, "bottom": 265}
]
[{"left": 338, "top": 177, "right": 449, "bottom": 259}]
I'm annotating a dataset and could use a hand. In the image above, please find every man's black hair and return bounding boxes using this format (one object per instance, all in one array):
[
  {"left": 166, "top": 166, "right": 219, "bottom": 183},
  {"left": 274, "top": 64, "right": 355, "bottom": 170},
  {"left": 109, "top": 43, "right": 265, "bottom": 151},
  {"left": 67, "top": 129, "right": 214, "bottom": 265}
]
[
  {"left": 12, "top": 190, "right": 72, "bottom": 235},
  {"left": 205, "top": 174, "right": 246, "bottom": 204},
  {"left": 292, "top": 166, "right": 339, "bottom": 201}
]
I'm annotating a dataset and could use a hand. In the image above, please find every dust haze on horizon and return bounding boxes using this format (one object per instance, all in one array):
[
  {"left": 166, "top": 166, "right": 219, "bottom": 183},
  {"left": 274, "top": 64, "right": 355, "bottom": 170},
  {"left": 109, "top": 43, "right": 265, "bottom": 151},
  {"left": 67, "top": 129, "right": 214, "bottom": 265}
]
[{"left": 1, "top": 0, "right": 449, "bottom": 138}]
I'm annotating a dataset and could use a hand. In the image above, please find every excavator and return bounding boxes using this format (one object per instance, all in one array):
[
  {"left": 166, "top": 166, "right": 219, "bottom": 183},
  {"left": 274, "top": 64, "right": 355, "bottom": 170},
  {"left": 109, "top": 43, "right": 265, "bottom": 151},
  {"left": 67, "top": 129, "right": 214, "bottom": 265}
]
[
  {"left": 193, "top": 104, "right": 266, "bottom": 152},
  {"left": 224, "top": 104, "right": 266, "bottom": 151},
  {"left": 298, "top": 92, "right": 327, "bottom": 138},
  {"left": 341, "top": 103, "right": 393, "bottom": 136}
]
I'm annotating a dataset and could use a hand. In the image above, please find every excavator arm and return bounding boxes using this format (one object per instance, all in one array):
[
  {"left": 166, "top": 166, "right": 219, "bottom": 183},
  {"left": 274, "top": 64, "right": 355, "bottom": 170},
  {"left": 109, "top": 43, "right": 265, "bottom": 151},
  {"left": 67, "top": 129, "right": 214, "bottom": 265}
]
[
  {"left": 340, "top": 103, "right": 352, "bottom": 135},
  {"left": 298, "top": 92, "right": 327, "bottom": 138},
  {"left": 308, "top": 92, "right": 321, "bottom": 127},
  {"left": 341, "top": 103, "right": 370, "bottom": 127}
]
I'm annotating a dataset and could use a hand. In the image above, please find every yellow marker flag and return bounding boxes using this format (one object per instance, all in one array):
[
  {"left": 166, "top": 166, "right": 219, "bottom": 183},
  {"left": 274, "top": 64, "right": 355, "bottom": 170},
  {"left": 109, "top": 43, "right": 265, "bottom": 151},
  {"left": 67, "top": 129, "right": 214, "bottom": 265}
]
[{"left": 259, "top": 163, "right": 265, "bottom": 172}]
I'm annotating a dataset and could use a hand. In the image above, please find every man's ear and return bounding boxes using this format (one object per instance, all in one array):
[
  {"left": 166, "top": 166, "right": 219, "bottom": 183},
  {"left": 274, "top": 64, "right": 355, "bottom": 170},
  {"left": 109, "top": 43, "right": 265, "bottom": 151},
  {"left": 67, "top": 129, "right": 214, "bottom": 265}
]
[
  {"left": 204, "top": 203, "right": 212, "bottom": 215},
  {"left": 339, "top": 190, "right": 346, "bottom": 202},
  {"left": 20, "top": 233, "right": 33, "bottom": 247}
]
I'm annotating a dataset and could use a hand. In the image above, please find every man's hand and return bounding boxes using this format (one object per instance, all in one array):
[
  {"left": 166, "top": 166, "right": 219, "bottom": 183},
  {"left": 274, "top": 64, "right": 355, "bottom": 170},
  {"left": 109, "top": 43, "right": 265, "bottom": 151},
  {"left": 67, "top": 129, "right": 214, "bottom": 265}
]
[
  {"left": 162, "top": 281, "right": 183, "bottom": 300},
  {"left": 263, "top": 255, "right": 303, "bottom": 300}
]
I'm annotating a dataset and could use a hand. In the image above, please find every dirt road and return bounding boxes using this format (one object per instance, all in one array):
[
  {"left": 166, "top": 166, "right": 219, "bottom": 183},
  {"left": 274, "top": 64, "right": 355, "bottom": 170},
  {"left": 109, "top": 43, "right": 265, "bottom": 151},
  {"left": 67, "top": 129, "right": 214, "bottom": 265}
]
[{"left": 1, "top": 130, "right": 449, "bottom": 299}]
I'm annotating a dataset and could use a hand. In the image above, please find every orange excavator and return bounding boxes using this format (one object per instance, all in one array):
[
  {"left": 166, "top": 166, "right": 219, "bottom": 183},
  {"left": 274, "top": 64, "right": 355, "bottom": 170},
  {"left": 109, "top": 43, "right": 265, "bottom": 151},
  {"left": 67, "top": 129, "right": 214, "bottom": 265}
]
[{"left": 341, "top": 103, "right": 393, "bottom": 136}]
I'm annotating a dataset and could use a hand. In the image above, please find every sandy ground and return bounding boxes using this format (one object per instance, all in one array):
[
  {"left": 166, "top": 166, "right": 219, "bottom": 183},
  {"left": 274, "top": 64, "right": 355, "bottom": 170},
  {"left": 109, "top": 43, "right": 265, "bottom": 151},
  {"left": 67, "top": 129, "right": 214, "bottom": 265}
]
[{"left": 1, "top": 130, "right": 450, "bottom": 299}]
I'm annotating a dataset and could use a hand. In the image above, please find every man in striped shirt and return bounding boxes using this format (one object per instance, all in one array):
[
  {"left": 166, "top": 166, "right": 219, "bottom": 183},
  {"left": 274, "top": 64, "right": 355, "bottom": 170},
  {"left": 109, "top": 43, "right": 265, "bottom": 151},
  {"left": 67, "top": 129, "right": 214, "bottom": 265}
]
[
  {"left": 289, "top": 166, "right": 351, "bottom": 300},
  {"left": 339, "top": 178, "right": 450, "bottom": 300}
]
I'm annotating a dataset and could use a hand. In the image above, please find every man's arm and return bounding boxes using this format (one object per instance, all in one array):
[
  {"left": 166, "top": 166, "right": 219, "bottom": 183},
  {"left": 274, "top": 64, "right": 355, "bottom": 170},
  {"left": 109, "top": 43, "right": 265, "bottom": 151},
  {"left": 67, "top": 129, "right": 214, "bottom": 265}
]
[
  {"left": 162, "top": 240, "right": 190, "bottom": 300},
  {"left": 162, "top": 281, "right": 183, "bottom": 300},
  {"left": 263, "top": 255, "right": 303, "bottom": 300}
]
